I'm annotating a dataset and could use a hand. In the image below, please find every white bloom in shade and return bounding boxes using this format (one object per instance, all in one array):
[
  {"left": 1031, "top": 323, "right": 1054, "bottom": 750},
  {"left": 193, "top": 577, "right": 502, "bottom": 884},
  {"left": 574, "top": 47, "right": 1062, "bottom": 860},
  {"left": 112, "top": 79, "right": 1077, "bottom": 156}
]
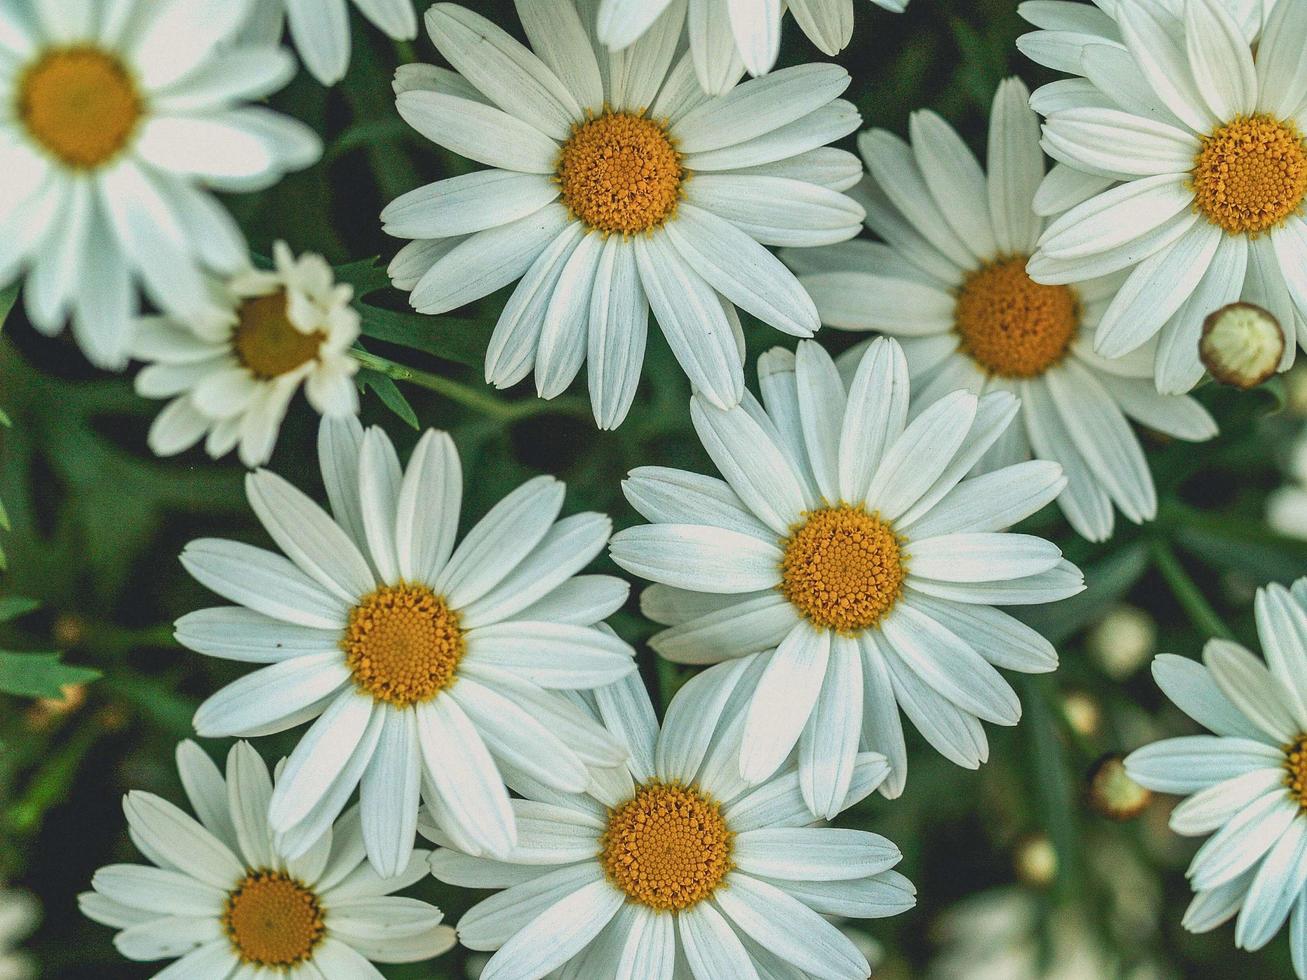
[
  {"left": 239, "top": 0, "right": 418, "bottom": 87},
  {"left": 0, "top": 887, "right": 37, "bottom": 980},
  {"left": 610, "top": 337, "right": 1084, "bottom": 808},
  {"left": 383, "top": 2, "right": 865, "bottom": 429},
  {"left": 596, "top": 0, "right": 909, "bottom": 95},
  {"left": 80, "top": 740, "right": 456, "bottom": 978},
  {"left": 1125, "top": 577, "right": 1307, "bottom": 977},
  {"left": 787, "top": 77, "right": 1218, "bottom": 542},
  {"left": 1024, "top": 0, "right": 1307, "bottom": 394},
  {"left": 177, "top": 416, "right": 635, "bottom": 879},
  {"left": 132, "top": 242, "right": 361, "bottom": 468},
  {"left": 427, "top": 669, "right": 915, "bottom": 980},
  {"left": 0, "top": 0, "right": 321, "bottom": 369}
]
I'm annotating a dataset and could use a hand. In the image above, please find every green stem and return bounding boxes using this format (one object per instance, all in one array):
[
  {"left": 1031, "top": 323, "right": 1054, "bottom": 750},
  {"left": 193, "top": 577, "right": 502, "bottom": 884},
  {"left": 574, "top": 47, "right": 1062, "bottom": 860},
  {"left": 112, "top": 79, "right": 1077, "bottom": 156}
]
[{"left": 1150, "top": 538, "right": 1235, "bottom": 641}]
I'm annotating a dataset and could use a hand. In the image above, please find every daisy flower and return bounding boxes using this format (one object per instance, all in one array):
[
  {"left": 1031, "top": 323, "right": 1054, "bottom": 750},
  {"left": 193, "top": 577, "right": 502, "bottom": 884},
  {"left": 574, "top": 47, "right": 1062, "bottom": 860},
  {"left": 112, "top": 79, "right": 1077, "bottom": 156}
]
[
  {"left": 1025, "top": 0, "right": 1307, "bottom": 393},
  {"left": 596, "top": 0, "right": 910, "bottom": 95},
  {"left": 383, "top": 2, "right": 865, "bottom": 429},
  {"left": 610, "top": 337, "right": 1083, "bottom": 808},
  {"left": 177, "top": 416, "right": 635, "bottom": 878},
  {"left": 239, "top": 0, "right": 418, "bottom": 87},
  {"left": 786, "top": 78, "right": 1217, "bottom": 542},
  {"left": 1125, "top": 577, "right": 1307, "bottom": 977},
  {"left": 428, "top": 669, "right": 915, "bottom": 980},
  {"left": 0, "top": 0, "right": 321, "bottom": 369},
  {"left": 132, "top": 242, "right": 361, "bottom": 468},
  {"left": 80, "top": 740, "right": 455, "bottom": 977}
]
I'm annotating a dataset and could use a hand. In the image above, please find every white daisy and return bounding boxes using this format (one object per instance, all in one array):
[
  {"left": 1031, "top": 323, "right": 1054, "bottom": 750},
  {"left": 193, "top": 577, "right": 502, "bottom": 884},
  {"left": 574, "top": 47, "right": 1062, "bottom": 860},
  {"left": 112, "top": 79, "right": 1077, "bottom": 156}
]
[
  {"left": 596, "top": 0, "right": 910, "bottom": 95},
  {"left": 427, "top": 669, "right": 915, "bottom": 980},
  {"left": 0, "top": 887, "right": 36, "bottom": 980},
  {"left": 131, "top": 242, "right": 361, "bottom": 468},
  {"left": 1125, "top": 577, "right": 1307, "bottom": 976},
  {"left": 0, "top": 0, "right": 321, "bottom": 369},
  {"left": 383, "top": 2, "right": 865, "bottom": 429},
  {"left": 1024, "top": 0, "right": 1307, "bottom": 393},
  {"left": 80, "top": 740, "right": 456, "bottom": 978},
  {"left": 177, "top": 416, "right": 635, "bottom": 878},
  {"left": 786, "top": 77, "right": 1218, "bottom": 542},
  {"left": 239, "top": 0, "right": 418, "bottom": 87},
  {"left": 610, "top": 337, "right": 1084, "bottom": 808}
]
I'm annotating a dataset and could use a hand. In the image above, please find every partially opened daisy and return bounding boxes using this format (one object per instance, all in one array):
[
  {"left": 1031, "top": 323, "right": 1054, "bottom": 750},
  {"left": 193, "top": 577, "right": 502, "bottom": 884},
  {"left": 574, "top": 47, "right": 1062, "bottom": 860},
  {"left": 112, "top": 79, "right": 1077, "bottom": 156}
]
[
  {"left": 596, "top": 0, "right": 909, "bottom": 95},
  {"left": 1125, "top": 577, "right": 1307, "bottom": 977},
  {"left": 611, "top": 337, "right": 1083, "bottom": 808},
  {"left": 428, "top": 669, "right": 915, "bottom": 980},
  {"left": 1026, "top": 0, "right": 1307, "bottom": 393},
  {"left": 177, "top": 416, "right": 634, "bottom": 878},
  {"left": 240, "top": 0, "right": 418, "bottom": 86},
  {"left": 384, "top": 2, "right": 864, "bottom": 429},
  {"left": 80, "top": 741, "right": 455, "bottom": 977},
  {"left": 787, "top": 78, "right": 1217, "bottom": 542},
  {"left": 132, "top": 242, "right": 361, "bottom": 468},
  {"left": 0, "top": 0, "right": 321, "bottom": 368}
]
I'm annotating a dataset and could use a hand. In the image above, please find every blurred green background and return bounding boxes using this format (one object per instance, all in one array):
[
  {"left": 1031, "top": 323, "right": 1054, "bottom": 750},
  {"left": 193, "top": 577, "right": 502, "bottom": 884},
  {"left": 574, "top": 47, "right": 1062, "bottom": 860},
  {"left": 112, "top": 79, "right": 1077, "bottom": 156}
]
[{"left": 2, "top": 0, "right": 1306, "bottom": 976}]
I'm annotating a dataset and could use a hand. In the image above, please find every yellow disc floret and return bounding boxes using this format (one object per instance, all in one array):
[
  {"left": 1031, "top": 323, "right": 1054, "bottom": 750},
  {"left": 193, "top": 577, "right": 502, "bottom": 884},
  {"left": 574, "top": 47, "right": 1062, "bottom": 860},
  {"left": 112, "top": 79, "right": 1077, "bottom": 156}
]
[
  {"left": 18, "top": 47, "right": 142, "bottom": 169},
  {"left": 1285, "top": 734, "right": 1307, "bottom": 808},
  {"left": 342, "top": 585, "right": 464, "bottom": 707},
  {"left": 233, "top": 291, "right": 325, "bottom": 380},
  {"left": 557, "top": 112, "right": 683, "bottom": 234},
  {"left": 223, "top": 871, "right": 325, "bottom": 967},
  {"left": 781, "top": 506, "right": 906, "bottom": 633},
  {"left": 601, "top": 782, "right": 733, "bottom": 912},
  {"left": 955, "top": 256, "right": 1078, "bottom": 378},
  {"left": 1193, "top": 115, "right": 1307, "bottom": 236}
]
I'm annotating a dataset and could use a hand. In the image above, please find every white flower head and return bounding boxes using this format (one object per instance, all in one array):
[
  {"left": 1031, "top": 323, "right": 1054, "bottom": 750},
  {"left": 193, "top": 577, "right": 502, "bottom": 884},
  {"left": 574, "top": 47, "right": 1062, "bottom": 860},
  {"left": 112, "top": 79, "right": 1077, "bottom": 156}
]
[
  {"left": 0, "top": 0, "right": 321, "bottom": 368},
  {"left": 384, "top": 1, "right": 867, "bottom": 430},
  {"left": 0, "top": 886, "right": 37, "bottom": 980},
  {"left": 1126, "top": 577, "right": 1307, "bottom": 976},
  {"left": 80, "top": 741, "right": 455, "bottom": 977},
  {"left": 428, "top": 670, "right": 915, "bottom": 980},
  {"left": 133, "top": 242, "right": 362, "bottom": 468},
  {"left": 177, "top": 416, "right": 635, "bottom": 878},
  {"left": 787, "top": 77, "right": 1218, "bottom": 541},
  {"left": 239, "top": 0, "right": 419, "bottom": 87},
  {"left": 610, "top": 337, "right": 1084, "bottom": 808}
]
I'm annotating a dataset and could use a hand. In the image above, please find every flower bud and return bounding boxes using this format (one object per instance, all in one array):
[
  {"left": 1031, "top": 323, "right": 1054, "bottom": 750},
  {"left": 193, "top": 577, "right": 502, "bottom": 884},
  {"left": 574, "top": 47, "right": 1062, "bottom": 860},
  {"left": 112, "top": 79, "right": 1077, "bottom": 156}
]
[
  {"left": 1200, "top": 302, "right": 1284, "bottom": 389},
  {"left": 1087, "top": 754, "right": 1152, "bottom": 821}
]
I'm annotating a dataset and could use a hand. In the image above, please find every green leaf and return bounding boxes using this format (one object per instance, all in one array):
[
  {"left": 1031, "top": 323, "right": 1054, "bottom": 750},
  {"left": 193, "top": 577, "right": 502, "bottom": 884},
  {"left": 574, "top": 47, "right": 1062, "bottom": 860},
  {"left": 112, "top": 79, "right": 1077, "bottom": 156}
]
[
  {"left": 0, "top": 282, "right": 18, "bottom": 331},
  {"left": 333, "top": 257, "right": 392, "bottom": 300},
  {"left": 358, "top": 304, "right": 493, "bottom": 370},
  {"left": 0, "top": 596, "right": 39, "bottom": 622},
  {"left": 357, "top": 368, "right": 420, "bottom": 429},
  {"left": 0, "top": 650, "right": 99, "bottom": 698}
]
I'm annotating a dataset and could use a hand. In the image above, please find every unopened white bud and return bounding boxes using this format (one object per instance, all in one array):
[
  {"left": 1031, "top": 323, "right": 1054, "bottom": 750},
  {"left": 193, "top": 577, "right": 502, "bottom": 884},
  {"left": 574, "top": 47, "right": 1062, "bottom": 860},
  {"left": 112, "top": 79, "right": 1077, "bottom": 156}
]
[{"left": 1200, "top": 302, "right": 1284, "bottom": 389}]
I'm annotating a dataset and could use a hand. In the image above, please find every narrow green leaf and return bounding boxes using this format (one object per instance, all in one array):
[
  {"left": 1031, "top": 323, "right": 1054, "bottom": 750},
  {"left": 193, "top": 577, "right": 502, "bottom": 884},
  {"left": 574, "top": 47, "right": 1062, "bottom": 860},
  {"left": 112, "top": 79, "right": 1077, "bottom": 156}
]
[
  {"left": 0, "top": 282, "right": 18, "bottom": 330},
  {"left": 357, "top": 368, "right": 420, "bottom": 429},
  {"left": 333, "top": 258, "right": 393, "bottom": 300},
  {"left": 0, "top": 650, "right": 100, "bottom": 698},
  {"left": 0, "top": 596, "right": 39, "bottom": 622},
  {"left": 359, "top": 304, "right": 494, "bottom": 370}
]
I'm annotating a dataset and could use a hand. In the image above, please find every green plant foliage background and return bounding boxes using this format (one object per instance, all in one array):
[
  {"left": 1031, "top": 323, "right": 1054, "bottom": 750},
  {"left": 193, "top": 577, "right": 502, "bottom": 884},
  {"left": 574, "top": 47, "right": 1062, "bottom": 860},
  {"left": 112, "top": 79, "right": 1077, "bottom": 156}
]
[{"left": 1, "top": 1, "right": 1304, "bottom": 976}]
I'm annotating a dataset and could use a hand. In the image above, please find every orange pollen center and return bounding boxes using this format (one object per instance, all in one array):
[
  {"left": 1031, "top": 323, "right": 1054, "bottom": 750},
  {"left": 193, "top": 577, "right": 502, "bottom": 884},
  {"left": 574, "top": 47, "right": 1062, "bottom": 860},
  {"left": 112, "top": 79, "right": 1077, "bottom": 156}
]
[
  {"left": 780, "top": 506, "right": 905, "bottom": 633},
  {"left": 955, "top": 256, "right": 1079, "bottom": 378},
  {"left": 1285, "top": 734, "right": 1307, "bottom": 807},
  {"left": 557, "top": 112, "right": 683, "bottom": 234},
  {"left": 18, "top": 47, "right": 142, "bottom": 169},
  {"left": 1193, "top": 115, "right": 1307, "bottom": 236},
  {"left": 600, "top": 782, "right": 732, "bottom": 911},
  {"left": 223, "top": 871, "right": 325, "bottom": 967},
  {"left": 342, "top": 584, "right": 464, "bottom": 707},
  {"left": 233, "top": 291, "right": 325, "bottom": 380}
]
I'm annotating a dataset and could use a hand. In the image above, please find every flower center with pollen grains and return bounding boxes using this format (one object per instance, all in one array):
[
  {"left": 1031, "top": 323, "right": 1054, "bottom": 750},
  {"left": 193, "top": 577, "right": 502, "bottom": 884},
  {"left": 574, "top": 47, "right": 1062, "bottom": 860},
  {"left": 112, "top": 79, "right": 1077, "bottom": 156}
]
[
  {"left": 955, "top": 257, "right": 1078, "bottom": 378},
  {"left": 601, "top": 783, "right": 732, "bottom": 911},
  {"left": 343, "top": 585, "right": 464, "bottom": 707},
  {"left": 18, "top": 47, "right": 142, "bottom": 169},
  {"left": 1285, "top": 735, "right": 1307, "bottom": 808},
  {"left": 233, "top": 291, "right": 325, "bottom": 380},
  {"left": 1194, "top": 115, "right": 1307, "bottom": 236},
  {"left": 223, "top": 871, "right": 325, "bottom": 966},
  {"left": 557, "top": 112, "right": 683, "bottom": 234},
  {"left": 781, "top": 506, "right": 906, "bottom": 633}
]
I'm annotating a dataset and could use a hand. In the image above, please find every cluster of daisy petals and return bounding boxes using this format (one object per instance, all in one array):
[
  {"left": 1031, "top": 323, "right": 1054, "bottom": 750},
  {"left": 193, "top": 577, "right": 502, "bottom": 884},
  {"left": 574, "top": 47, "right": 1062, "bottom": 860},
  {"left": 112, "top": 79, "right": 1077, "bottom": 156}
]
[{"left": 0, "top": 0, "right": 1296, "bottom": 976}]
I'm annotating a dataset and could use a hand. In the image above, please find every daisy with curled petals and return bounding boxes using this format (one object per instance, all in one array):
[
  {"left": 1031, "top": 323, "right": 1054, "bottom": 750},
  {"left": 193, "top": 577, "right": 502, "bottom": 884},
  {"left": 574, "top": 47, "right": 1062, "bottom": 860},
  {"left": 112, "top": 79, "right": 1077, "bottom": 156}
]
[
  {"left": 1025, "top": 0, "right": 1307, "bottom": 394},
  {"left": 80, "top": 740, "right": 455, "bottom": 978},
  {"left": 1125, "top": 577, "right": 1307, "bottom": 977},
  {"left": 786, "top": 78, "right": 1218, "bottom": 542},
  {"left": 0, "top": 0, "right": 320, "bottom": 369},
  {"left": 177, "top": 416, "right": 635, "bottom": 879},
  {"left": 610, "top": 337, "right": 1083, "bottom": 809},
  {"left": 596, "top": 0, "right": 909, "bottom": 95},
  {"left": 384, "top": 2, "right": 865, "bottom": 429},
  {"left": 427, "top": 669, "right": 915, "bottom": 980},
  {"left": 240, "top": 0, "right": 418, "bottom": 87},
  {"left": 132, "top": 242, "right": 361, "bottom": 468}
]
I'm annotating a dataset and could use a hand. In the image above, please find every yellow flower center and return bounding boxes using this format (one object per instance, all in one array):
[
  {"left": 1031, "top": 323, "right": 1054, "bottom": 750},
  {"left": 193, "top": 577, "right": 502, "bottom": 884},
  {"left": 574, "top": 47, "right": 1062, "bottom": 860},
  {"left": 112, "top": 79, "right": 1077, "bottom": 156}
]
[
  {"left": 342, "top": 584, "right": 464, "bottom": 707},
  {"left": 955, "top": 256, "right": 1078, "bottom": 378},
  {"left": 780, "top": 506, "right": 906, "bottom": 634},
  {"left": 1193, "top": 115, "right": 1307, "bottom": 236},
  {"left": 557, "top": 112, "right": 684, "bottom": 234},
  {"left": 223, "top": 871, "right": 325, "bottom": 967},
  {"left": 1285, "top": 734, "right": 1307, "bottom": 808},
  {"left": 600, "top": 783, "right": 733, "bottom": 912},
  {"left": 18, "top": 47, "right": 142, "bottom": 169},
  {"left": 233, "top": 291, "right": 325, "bottom": 380}
]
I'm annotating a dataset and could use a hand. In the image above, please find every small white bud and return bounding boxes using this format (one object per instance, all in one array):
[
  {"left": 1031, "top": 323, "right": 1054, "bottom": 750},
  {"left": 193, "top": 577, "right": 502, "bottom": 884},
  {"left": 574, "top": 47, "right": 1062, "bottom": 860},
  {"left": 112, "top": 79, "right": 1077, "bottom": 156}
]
[{"left": 1199, "top": 302, "right": 1285, "bottom": 389}]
